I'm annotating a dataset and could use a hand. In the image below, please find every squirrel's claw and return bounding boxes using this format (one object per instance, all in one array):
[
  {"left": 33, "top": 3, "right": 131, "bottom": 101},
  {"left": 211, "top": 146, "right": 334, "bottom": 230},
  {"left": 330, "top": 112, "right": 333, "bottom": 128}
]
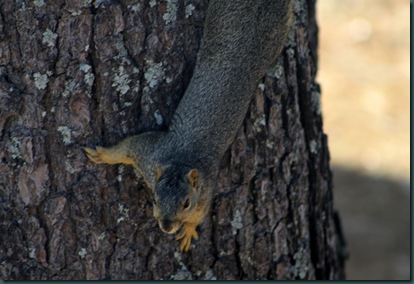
[
  {"left": 176, "top": 225, "right": 198, "bottom": 252},
  {"left": 84, "top": 147, "right": 106, "bottom": 164}
]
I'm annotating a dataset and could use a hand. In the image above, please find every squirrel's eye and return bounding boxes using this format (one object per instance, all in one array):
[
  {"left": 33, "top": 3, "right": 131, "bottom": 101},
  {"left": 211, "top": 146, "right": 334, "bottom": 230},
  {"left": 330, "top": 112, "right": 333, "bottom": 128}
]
[{"left": 183, "top": 198, "right": 190, "bottom": 209}]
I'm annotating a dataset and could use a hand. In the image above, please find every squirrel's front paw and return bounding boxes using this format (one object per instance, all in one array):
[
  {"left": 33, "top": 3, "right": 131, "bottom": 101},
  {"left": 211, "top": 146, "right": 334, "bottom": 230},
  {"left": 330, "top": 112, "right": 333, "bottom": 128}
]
[
  {"left": 176, "top": 224, "right": 199, "bottom": 252},
  {"left": 84, "top": 146, "right": 108, "bottom": 164}
]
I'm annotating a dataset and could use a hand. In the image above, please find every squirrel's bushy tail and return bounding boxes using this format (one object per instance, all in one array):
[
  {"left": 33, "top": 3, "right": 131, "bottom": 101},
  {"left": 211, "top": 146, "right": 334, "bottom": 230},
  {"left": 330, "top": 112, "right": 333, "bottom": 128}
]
[
  {"left": 166, "top": 0, "right": 293, "bottom": 172},
  {"left": 198, "top": 0, "right": 293, "bottom": 75}
]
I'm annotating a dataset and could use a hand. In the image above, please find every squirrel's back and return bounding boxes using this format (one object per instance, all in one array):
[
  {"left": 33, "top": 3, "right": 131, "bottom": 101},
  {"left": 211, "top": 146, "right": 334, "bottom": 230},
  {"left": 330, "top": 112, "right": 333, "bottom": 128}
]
[{"left": 163, "top": 0, "right": 293, "bottom": 170}]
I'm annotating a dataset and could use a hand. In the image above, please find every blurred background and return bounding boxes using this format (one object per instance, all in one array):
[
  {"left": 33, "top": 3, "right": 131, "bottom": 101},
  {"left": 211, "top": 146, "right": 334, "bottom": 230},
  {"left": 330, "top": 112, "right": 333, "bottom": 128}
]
[{"left": 316, "top": 0, "right": 410, "bottom": 280}]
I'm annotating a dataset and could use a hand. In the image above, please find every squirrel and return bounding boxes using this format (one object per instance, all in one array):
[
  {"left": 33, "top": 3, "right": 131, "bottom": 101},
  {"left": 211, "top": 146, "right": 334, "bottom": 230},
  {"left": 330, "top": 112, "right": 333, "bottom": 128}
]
[{"left": 85, "top": 0, "right": 293, "bottom": 252}]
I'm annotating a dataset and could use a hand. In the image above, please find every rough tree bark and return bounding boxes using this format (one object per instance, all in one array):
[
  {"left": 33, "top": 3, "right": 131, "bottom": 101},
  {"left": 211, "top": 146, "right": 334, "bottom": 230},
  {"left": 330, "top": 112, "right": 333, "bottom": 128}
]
[{"left": 0, "top": 0, "right": 346, "bottom": 280}]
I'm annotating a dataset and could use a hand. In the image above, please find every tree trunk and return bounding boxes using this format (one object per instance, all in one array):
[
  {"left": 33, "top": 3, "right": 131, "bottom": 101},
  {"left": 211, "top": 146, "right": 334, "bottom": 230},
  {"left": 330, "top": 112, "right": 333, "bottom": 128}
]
[{"left": 0, "top": 0, "right": 346, "bottom": 280}]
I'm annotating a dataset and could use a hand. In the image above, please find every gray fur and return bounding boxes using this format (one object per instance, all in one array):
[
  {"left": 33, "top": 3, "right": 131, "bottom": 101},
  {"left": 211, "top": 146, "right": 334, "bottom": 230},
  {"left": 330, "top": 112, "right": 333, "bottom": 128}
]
[{"left": 111, "top": 0, "right": 292, "bottom": 225}]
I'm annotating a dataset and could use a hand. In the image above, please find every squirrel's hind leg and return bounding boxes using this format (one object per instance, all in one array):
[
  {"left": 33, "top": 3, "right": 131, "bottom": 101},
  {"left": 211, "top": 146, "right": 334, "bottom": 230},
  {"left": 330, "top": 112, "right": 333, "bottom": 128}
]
[
  {"left": 84, "top": 132, "right": 166, "bottom": 181},
  {"left": 84, "top": 137, "right": 135, "bottom": 165}
]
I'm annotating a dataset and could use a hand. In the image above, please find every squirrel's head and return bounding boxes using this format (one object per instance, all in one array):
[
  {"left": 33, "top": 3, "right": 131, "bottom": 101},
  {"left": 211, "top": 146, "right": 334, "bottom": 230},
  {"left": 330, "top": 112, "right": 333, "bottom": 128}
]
[{"left": 152, "top": 164, "right": 202, "bottom": 234}]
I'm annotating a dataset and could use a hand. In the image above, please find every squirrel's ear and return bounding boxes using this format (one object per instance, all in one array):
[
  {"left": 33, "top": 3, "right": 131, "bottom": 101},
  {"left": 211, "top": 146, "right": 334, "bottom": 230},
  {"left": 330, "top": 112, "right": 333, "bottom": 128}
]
[
  {"left": 187, "top": 168, "right": 199, "bottom": 188},
  {"left": 154, "top": 165, "right": 164, "bottom": 181}
]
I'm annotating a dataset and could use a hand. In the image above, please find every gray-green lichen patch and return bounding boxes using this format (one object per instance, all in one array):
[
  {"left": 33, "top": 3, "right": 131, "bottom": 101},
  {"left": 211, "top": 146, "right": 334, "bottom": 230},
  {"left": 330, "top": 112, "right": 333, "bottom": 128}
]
[
  {"left": 153, "top": 110, "right": 163, "bottom": 125},
  {"left": 171, "top": 270, "right": 192, "bottom": 280},
  {"left": 93, "top": 0, "right": 105, "bottom": 8},
  {"left": 286, "top": 108, "right": 294, "bottom": 119},
  {"left": 286, "top": 48, "right": 295, "bottom": 58},
  {"left": 71, "top": 10, "right": 82, "bottom": 16},
  {"left": 203, "top": 269, "right": 217, "bottom": 280},
  {"left": 253, "top": 114, "right": 266, "bottom": 133},
  {"left": 163, "top": 0, "right": 178, "bottom": 25},
  {"left": 117, "top": 165, "right": 124, "bottom": 182},
  {"left": 185, "top": 4, "right": 195, "bottom": 18},
  {"left": 9, "top": 137, "right": 22, "bottom": 160},
  {"left": 129, "top": 3, "right": 141, "bottom": 12},
  {"left": 267, "top": 63, "right": 284, "bottom": 79},
  {"left": 57, "top": 126, "right": 72, "bottom": 145},
  {"left": 42, "top": 29, "right": 58, "bottom": 47},
  {"left": 230, "top": 209, "right": 243, "bottom": 235},
  {"left": 28, "top": 247, "right": 36, "bottom": 258},
  {"left": 291, "top": 250, "right": 310, "bottom": 279},
  {"left": 112, "top": 102, "right": 119, "bottom": 112},
  {"left": 149, "top": 0, "right": 157, "bottom": 7},
  {"left": 78, "top": 248, "right": 87, "bottom": 259},
  {"left": 98, "top": 232, "right": 105, "bottom": 241},
  {"left": 65, "top": 159, "right": 83, "bottom": 175},
  {"left": 33, "top": 72, "right": 49, "bottom": 90},
  {"left": 79, "top": 64, "right": 95, "bottom": 87},
  {"left": 293, "top": 0, "right": 304, "bottom": 17},
  {"left": 65, "top": 160, "right": 74, "bottom": 174},
  {"left": 258, "top": 83, "right": 265, "bottom": 91},
  {"left": 112, "top": 66, "right": 131, "bottom": 95},
  {"left": 33, "top": 0, "right": 45, "bottom": 7},
  {"left": 266, "top": 139, "right": 275, "bottom": 149},
  {"left": 115, "top": 39, "right": 131, "bottom": 65},
  {"left": 84, "top": 73, "right": 94, "bottom": 87},
  {"left": 83, "top": 0, "right": 92, "bottom": 6},
  {"left": 274, "top": 64, "right": 285, "bottom": 79},
  {"left": 144, "top": 59, "right": 165, "bottom": 88},
  {"left": 116, "top": 203, "right": 130, "bottom": 224},
  {"left": 79, "top": 63, "right": 91, "bottom": 73},
  {"left": 172, "top": 251, "right": 192, "bottom": 280},
  {"left": 219, "top": 249, "right": 231, "bottom": 257},
  {"left": 142, "top": 86, "right": 150, "bottom": 95},
  {"left": 308, "top": 140, "right": 317, "bottom": 154},
  {"left": 19, "top": 2, "right": 27, "bottom": 11}
]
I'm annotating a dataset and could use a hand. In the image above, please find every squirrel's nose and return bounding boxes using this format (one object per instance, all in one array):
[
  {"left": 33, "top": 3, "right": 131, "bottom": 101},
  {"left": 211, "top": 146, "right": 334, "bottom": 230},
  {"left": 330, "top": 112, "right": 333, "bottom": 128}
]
[{"left": 161, "top": 219, "right": 173, "bottom": 233}]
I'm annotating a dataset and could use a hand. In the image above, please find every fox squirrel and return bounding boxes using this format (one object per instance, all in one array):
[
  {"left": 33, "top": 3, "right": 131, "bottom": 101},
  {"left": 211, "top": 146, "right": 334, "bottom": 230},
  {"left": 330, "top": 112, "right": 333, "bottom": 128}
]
[{"left": 85, "top": 0, "right": 293, "bottom": 252}]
